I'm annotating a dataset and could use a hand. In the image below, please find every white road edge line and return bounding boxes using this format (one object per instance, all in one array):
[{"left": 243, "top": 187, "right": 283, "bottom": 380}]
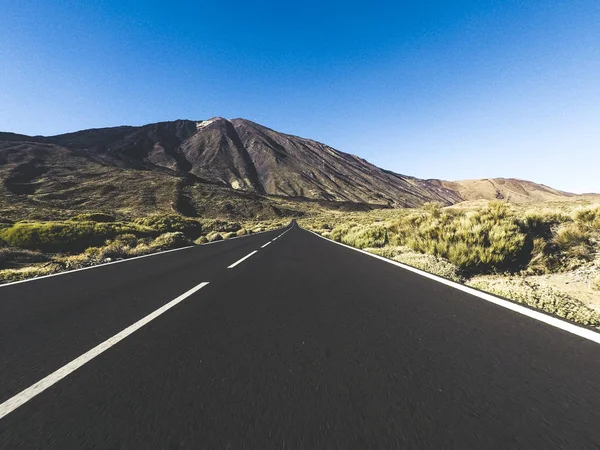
[
  {"left": 228, "top": 251, "right": 258, "bottom": 269},
  {"left": 306, "top": 229, "right": 600, "bottom": 345},
  {"left": 261, "top": 241, "right": 272, "bottom": 248},
  {"left": 0, "top": 226, "right": 286, "bottom": 289},
  {"left": 0, "top": 281, "right": 210, "bottom": 420}
]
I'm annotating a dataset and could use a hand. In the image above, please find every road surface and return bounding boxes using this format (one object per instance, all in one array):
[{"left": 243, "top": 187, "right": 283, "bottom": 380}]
[{"left": 1, "top": 222, "right": 600, "bottom": 448}]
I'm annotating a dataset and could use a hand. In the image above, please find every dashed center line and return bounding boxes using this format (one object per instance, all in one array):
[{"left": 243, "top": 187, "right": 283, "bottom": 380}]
[
  {"left": 227, "top": 251, "right": 258, "bottom": 269},
  {"left": 261, "top": 241, "right": 272, "bottom": 248},
  {"left": 0, "top": 281, "right": 210, "bottom": 420}
]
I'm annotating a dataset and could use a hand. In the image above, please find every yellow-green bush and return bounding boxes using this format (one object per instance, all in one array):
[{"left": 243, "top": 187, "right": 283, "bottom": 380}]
[
  {"left": 194, "top": 236, "right": 208, "bottom": 245},
  {"left": 388, "top": 203, "right": 528, "bottom": 274},
  {"left": 575, "top": 207, "right": 600, "bottom": 230},
  {"left": 552, "top": 222, "right": 593, "bottom": 261},
  {"left": 134, "top": 214, "right": 203, "bottom": 238},
  {"left": 200, "top": 219, "right": 241, "bottom": 233},
  {"left": 151, "top": 232, "right": 192, "bottom": 249},
  {"left": 333, "top": 225, "right": 387, "bottom": 249},
  {"left": 0, "top": 221, "right": 154, "bottom": 253}
]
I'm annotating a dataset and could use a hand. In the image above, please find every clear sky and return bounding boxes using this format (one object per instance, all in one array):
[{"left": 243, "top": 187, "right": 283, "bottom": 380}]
[{"left": 1, "top": 1, "right": 599, "bottom": 193}]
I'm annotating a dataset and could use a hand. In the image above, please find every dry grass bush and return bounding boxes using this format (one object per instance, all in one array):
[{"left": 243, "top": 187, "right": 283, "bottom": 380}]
[
  {"left": 134, "top": 214, "right": 203, "bottom": 239},
  {"left": 0, "top": 221, "right": 155, "bottom": 253},
  {"left": 468, "top": 278, "right": 600, "bottom": 328},
  {"left": 366, "top": 246, "right": 463, "bottom": 282},
  {"left": 593, "top": 276, "right": 600, "bottom": 291}
]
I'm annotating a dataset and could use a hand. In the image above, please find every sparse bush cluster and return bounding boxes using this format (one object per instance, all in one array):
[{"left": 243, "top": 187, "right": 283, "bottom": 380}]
[
  {"left": 0, "top": 221, "right": 155, "bottom": 253},
  {"left": 0, "top": 213, "right": 288, "bottom": 284},
  {"left": 299, "top": 201, "right": 600, "bottom": 329},
  {"left": 305, "top": 202, "right": 600, "bottom": 278},
  {"left": 134, "top": 214, "right": 203, "bottom": 239},
  {"left": 468, "top": 278, "right": 600, "bottom": 328}
]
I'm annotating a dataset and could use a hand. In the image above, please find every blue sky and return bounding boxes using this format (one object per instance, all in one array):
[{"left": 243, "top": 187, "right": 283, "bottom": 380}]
[{"left": 1, "top": 1, "right": 599, "bottom": 193}]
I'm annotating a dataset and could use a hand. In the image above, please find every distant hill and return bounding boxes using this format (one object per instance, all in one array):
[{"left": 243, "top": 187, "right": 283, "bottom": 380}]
[
  {"left": 438, "top": 178, "right": 575, "bottom": 203},
  {"left": 0, "top": 117, "right": 588, "bottom": 220}
]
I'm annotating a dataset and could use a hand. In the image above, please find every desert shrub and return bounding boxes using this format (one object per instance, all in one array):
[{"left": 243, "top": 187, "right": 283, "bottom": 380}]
[
  {"left": 421, "top": 201, "right": 444, "bottom": 218},
  {"left": 593, "top": 276, "right": 600, "bottom": 291},
  {"left": 112, "top": 233, "right": 140, "bottom": 247},
  {"left": 222, "top": 232, "right": 235, "bottom": 240},
  {"left": 468, "top": 278, "right": 600, "bottom": 328},
  {"left": 575, "top": 207, "right": 600, "bottom": 230},
  {"left": 151, "top": 232, "right": 192, "bottom": 249},
  {"left": 0, "top": 264, "right": 62, "bottom": 284},
  {"left": 200, "top": 219, "right": 241, "bottom": 233},
  {"left": 394, "top": 252, "right": 463, "bottom": 282},
  {"left": 340, "top": 225, "right": 387, "bottom": 249},
  {"left": 366, "top": 246, "right": 405, "bottom": 259},
  {"left": 70, "top": 213, "right": 116, "bottom": 223},
  {"left": 236, "top": 228, "right": 248, "bottom": 237},
  {"left": 134, "top": 214, "right": 203, "bottom": 238},
  {"left": 388, "top": 203, "right": 528, "bottom": 274},
  {"left": 330, "top": 223, "right": 356, "bottom": 242},
  {"left": 206, "top": 232, "right": 223, "bottom": 242},
  {"left": 552, "top": 222, "right": 593, "bottom": 261},
  {"left": 0, "top": 221, "right": 154, "bottom": 253},
  {"left": 194, "top": 236, "right": 208, "bottom": 245}
]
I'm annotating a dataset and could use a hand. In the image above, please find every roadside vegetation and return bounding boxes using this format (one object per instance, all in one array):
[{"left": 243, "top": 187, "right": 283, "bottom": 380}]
[
  {"left": 0, "top": 213, "right": 287, "bottom": 284},
  {"left": 300, "top": 200, "right": 600, "bottom": 329}
]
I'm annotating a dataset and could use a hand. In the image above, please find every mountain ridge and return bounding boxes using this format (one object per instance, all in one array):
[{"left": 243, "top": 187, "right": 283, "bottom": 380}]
[{"left": 0, "top": 118, "right": 584, "bottom": 220}]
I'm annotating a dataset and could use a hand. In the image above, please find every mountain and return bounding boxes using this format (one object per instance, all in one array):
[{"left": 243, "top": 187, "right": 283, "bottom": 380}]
[{"left": 0, "top": 117, "right": 581, "bottom": 220}]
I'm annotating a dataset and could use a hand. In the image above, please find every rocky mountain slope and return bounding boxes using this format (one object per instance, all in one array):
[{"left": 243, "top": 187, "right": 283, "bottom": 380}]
[{"left": 0, "top": 117, "right": 580, "bottom": 220}]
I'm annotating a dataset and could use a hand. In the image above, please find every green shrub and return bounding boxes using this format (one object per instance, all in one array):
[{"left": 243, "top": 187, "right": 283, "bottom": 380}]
[
  {"left": 134, "top": 214, "right": 203, "bottom": 238},
  {"left": 200, "top": 219, "right": 241, "bottom": 233},
  {"left": 387, "top": 203, "right": 528, "bottom": 274},
  {"left": 340, "top": 225, "right": 387, "bottom": 249},
  {"left": 151, "top": 232, "right": 192, "bottom": 249},
  {"left": 0, "top": 221, "right": 154, "bottom": 253},
  {"left": 552, "top": 223, "right": 593, "bottom": 260}
]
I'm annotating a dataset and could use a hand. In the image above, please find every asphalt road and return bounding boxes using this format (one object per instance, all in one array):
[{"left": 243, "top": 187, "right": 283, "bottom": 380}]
[{"left": 1, "top": 222, "right": 600, "bottom": 449}]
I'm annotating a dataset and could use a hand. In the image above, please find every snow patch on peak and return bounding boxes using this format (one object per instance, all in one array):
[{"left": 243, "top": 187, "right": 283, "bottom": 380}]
[{"left": 196, "top": 119, "right": 217, "bottom": 130}]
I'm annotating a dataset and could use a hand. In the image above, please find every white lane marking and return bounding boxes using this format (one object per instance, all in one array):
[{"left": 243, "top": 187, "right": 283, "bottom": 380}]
[
  {"left": 0, "top": 245, "right": 194, "bottom": 288},
  {"left": 261, "top": 241, "right": 272, "bottom": 248},
  {"left": 0, "top": 224, "right": 291, "bottom": 289},
  {"left": 306, "top": 229, "right": 600, "bottom": 345},
  {"left": 0, "top": 281, "right": 210, "bottom": 420},
  {"left": 227, "top": 251, "right": 258, "bottom": 269}
]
